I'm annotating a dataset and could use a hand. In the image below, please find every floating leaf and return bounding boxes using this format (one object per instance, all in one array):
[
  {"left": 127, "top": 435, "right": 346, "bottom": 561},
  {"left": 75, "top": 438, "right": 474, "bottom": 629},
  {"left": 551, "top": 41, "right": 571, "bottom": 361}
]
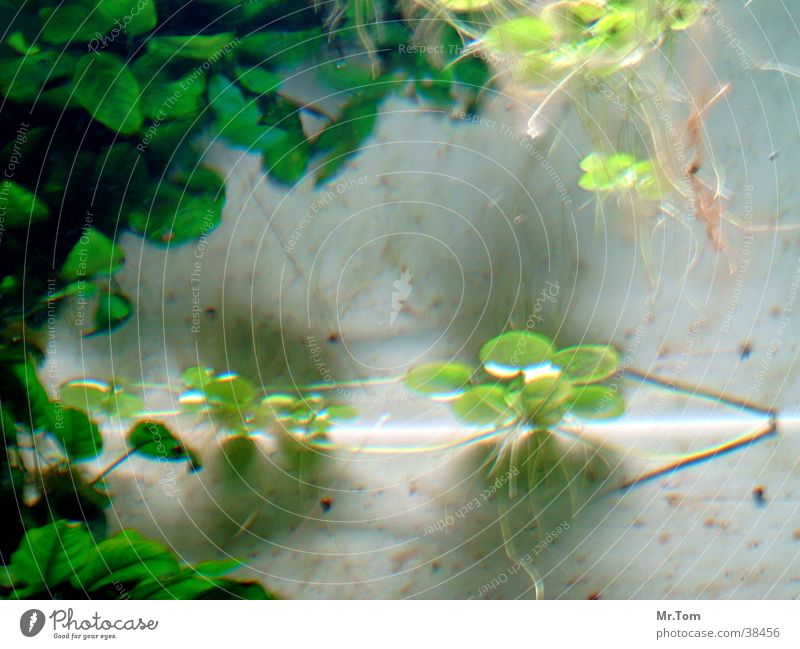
[
  {"left": 203, "top": 373, "right": 257, "bottom": 408},
  {"left": 479, "top": 331, "right": 554, "bottom": 378},
  {"left": 551, "top": 345, "right": 620, "bottom": 384},
  {"left": 565, "top": 385, "right": 625, "bottom": 420},
  {"left": 518, "top": 372, "right": 566, "bottom": 410},
  {"left": 73, "top": 52, "right": 143, "bottom": 135},
  {"left": 61, "top": 228, "right": 124, "bottom": 281},
  {"left": 181, "top": 366, "right": 216, "bottom": 390},
  {"left": 322, "top": 404, "right": 358, "bottom": 421},
  {"left": 453, "top": 384, "right": 515, "bottom": 425},
  {"left": 404, "top": 362, "right": 473, "bottom": 399},
  {"left": 103, "top": 391, "right": 145, "bottom": 419},
  {"left": 59, "top": 379, "right": 112, "bottom": 412}
]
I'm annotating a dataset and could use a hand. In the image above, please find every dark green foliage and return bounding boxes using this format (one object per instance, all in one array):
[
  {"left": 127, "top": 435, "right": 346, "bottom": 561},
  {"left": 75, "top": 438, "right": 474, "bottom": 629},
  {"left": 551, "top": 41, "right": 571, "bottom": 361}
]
[{"left": 2, "top": 522, "right": 274, "bottom": 599}]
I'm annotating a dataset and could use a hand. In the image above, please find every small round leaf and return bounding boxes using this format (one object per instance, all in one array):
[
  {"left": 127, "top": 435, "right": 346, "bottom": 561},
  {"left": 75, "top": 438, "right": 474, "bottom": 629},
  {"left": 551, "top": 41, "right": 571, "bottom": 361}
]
[
  {"left": 452, "top": 385, "right": 516, "bottom": 425},
  {"left": 405, "top": 362, "right": 473, "bottom": 399},
  {"left": 566, "top": 385, "right": 625, "bottom": 420},
  {"left": 551, "top": 345, "right": 620, "bottom": 384},
  {"left": 479, "top": 331, "right": 554, "bottom": 378}
]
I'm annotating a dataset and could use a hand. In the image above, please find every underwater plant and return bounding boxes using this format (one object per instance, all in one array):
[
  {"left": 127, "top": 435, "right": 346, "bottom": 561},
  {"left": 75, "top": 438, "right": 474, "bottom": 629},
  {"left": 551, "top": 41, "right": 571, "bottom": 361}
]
[
  {"left": 0, "top": 344, "right": 274, "bottom": 599},
  {"left": 405, "top": 329, "right": 624, "bottom": 596}
]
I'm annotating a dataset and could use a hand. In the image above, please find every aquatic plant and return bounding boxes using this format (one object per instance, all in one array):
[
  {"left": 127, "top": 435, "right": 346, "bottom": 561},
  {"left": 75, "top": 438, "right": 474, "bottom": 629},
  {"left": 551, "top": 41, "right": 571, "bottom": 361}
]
[
  {"left": 405, "top": 330, "right": 624, "bottom": 596},
  {"left": 2, "top": 520, "right": 274, "bottom": 599},
  {"left": 0, "top": 345, "right": 273, "bottom": 599}
]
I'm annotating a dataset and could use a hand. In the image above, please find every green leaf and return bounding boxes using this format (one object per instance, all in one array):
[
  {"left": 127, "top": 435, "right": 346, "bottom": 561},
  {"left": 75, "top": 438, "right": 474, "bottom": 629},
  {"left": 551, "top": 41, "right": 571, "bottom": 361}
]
[
  {"left": 0, "top": 406, "right": 16, "bottom": 443},
  {"left": 5, "top": 31, "right": 39, "bottom": 55},
  {"left": 482, "top": 16, "right": 555, "bottom": 55},
  {"left": 666, "top": 0, "right": 703, "bottom": 30},
  {"left": 203, "top": 374, "right": 257, "bottom": 408},
  {"left": 438, "top": 0, "right": 498, "bottom": 10},
  {"left": 235, "top": 66, "right": 282, "bottom": 96},
  {"left": 478, "top": 331, "right": 555, "bottom": 377},
  {"left": 578, "top": 152, "right": 637, "bottom": 192},
  {"left": 12, "top": 359, "right": 57, "bottom": 432},
  {"left": 98, "top": 0, "right": 157, "bottom": 37},
  {"left": 181, "top": 366, "right": 216, "bottom": 390},
  {"left": 145, "top": 33, "right": 238, "bottom": 62},
  {"left": 72, "top": 530, "right": 180, "bottom": 591},
  {"left": 0, "top": 179, "right": 50, "bottom": 227},
  {"left": 238, "top": 28, "right": 325, "bottom": 67},
  {"left": 51, "top": 407, "right": 103, "bottom": 461},
  {"left": 313, "top": 90, "right": 384, "bottom": 183},
  {"left": 0, "top": 51, "right": 78, "bottom": 102},
  {"left": 127, "top": 181, "right": 223, "bottom": 245},
  {"left": 61, "top": 228, "right": 124, "bottom": 281},
  {"left": 190, "top": 559, "right": 240, "bottom": 577},
  {"left": 59, "top": 379, "right": 112, "bottom": 412},
  {"left": 59, "top": 380, "right": 143, "bottom": 418},
  {"left": 551, "top": 345, "right": 620, "bottom": 384},
  {"left": 129, "top": 574, "right": 219, "bottom": 599},
  {"left": 208, "top": 74, "right": 286, "bottom": 153},
  {"left": 88, "top": 291, "right": 133, "bottom": 335},
  {"left": 11, "top": 521, "right": 93, "bottom": 592},
  {"left": 40, "top": 0, "right": 116, "bottom": 45},
  {"left": 127, "top": 420, "right": 191, "bottom": 461},
  {"left": 452, "top": 384, "right": 515, "bottom": 425},
  {"left": 565, "top": 385, "right": 625, "bottom": 420},
  {"left": 73, "top": 52, "right": 143, "bottom": 135},
  {"left": 102, "top": 391, "right": 145, "bottom": 418},
  {"left": 140, "top": 73, "right": 206, "bottom": 121},
  {"left": 518, "top": 372, "right": 567, "bottom": 410},
  {"left": 404, "top": 362, "right": 473, "bottom": 399},
  {"left": 322, "top": 404, "right": 358, "bottom": 421}
]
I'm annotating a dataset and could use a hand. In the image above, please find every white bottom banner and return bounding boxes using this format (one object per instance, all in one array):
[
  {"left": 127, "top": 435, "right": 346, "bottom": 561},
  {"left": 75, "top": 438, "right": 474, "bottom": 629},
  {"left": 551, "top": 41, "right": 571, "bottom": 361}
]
[{"left": 0, "top": 601, "right": 797, "bottom": 648}]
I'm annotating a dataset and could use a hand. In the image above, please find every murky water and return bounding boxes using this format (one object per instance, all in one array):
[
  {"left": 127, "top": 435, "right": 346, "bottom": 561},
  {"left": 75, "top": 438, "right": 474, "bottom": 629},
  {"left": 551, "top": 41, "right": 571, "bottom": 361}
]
[{"left": 10, "top": 0, "right": 800, "bottom": 600}]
